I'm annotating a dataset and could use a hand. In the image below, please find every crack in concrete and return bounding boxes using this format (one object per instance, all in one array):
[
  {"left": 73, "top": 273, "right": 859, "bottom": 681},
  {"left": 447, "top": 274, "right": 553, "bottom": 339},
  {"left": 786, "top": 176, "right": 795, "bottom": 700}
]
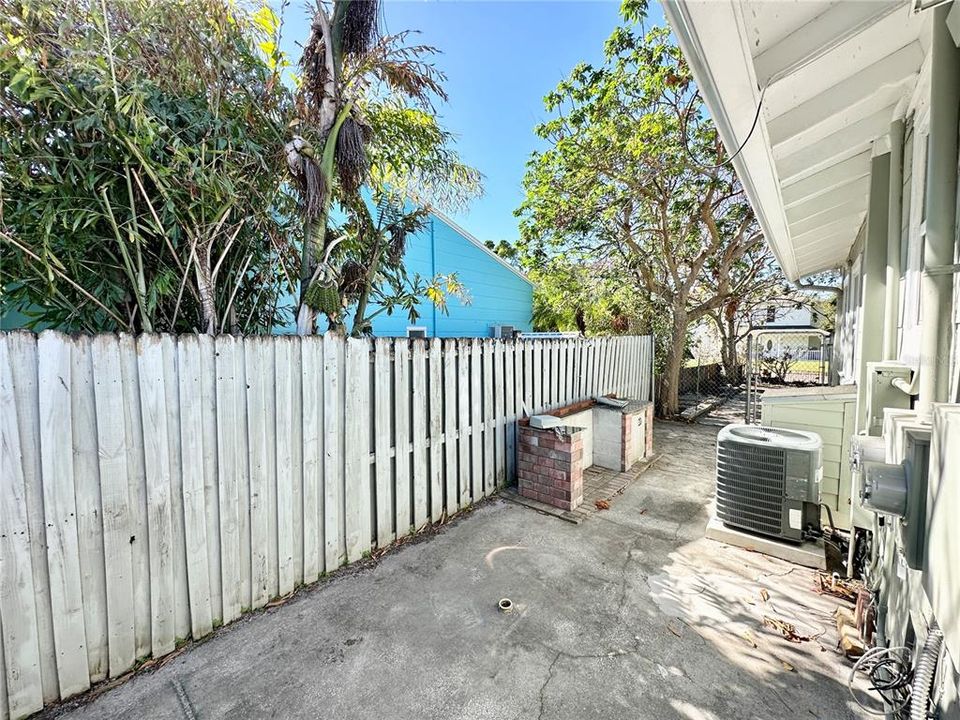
[
  {"left": 537, "top": 651, "right": 562, "bottom": 720},
  {"left": 532, "top": 639, "right": 660, "bottom": 720},
  {"left": 616, "top": 533, "right": 645, "bottom": 617},
  {"left": 171, "top": 679, "right": 196, "bottom": 720}
]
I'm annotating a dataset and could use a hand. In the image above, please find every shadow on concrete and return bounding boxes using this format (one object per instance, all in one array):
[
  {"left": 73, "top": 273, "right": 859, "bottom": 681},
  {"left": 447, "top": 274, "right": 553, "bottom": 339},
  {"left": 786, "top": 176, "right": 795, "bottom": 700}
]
[{"left": 43, "top": 422, "right": 867, "bottom": 720}]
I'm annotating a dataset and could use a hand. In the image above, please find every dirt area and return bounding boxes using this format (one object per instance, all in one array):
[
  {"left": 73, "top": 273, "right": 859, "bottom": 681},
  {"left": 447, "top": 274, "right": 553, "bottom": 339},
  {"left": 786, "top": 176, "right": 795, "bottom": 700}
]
[{"left": 43, "top": 422, "right": 866, "bottom": 720}]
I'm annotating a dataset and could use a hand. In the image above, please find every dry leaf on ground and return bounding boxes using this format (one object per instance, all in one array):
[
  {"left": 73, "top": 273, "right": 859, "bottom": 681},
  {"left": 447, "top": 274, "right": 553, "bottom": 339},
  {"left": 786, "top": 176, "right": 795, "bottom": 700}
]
[{"left": 763, "top": 615, "right": 812, "bottom": 643}]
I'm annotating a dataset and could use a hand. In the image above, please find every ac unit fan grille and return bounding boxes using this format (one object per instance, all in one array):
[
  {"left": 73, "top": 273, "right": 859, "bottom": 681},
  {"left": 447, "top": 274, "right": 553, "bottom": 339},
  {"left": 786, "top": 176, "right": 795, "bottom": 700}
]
[{"left": 716, "top": 440, "right": 785, "bottom": 536}]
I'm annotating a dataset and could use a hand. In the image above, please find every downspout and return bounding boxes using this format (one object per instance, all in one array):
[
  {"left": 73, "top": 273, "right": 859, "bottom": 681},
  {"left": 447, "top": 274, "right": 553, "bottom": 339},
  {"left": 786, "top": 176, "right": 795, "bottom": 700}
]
[
  {"left": 882, "top": 118, "right": 904, "bottom": 361},
  {"left": 917, "top": 4, "right": 960, "bottom": 414},
  {"left": 856, "top": 153, "right": 891, "bottom": 433}
]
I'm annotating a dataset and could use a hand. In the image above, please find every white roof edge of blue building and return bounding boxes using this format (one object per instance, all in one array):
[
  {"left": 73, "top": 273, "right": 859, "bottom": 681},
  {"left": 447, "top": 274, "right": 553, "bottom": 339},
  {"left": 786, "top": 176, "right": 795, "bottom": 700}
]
[{"left": 428, "top": 207, "right": 535, "bottom": 288}]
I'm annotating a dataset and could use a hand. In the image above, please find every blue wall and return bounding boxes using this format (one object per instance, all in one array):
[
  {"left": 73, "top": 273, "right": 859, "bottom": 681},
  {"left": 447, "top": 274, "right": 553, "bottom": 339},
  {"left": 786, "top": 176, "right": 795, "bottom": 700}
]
[{"left": 366, "top": 213, "right": 533, "bottom": 337}]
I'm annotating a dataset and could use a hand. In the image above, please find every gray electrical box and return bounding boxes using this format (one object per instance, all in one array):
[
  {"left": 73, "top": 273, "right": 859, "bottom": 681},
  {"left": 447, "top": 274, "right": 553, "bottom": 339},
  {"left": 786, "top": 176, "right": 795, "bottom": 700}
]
[
  {"left": 899, "top": 427, "right": 931, "bottom": 570},
  {"left": 861, "top": 461, "right": 908, "bottom": 516},
  {"left": 859, "top": 423, "right": 932, "bottom": 571}
]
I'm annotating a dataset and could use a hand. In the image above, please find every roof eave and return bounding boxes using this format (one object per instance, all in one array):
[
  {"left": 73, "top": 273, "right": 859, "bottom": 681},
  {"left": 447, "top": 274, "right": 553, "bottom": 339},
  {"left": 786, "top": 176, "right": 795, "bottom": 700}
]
[{"left": 663, "top": 0, "right": 806, "bottom": 282}]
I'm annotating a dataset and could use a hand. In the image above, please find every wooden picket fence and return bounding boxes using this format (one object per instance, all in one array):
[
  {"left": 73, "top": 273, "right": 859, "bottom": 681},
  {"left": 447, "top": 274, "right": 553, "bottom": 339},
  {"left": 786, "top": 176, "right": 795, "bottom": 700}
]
[{"left": 0, "top": 330, "right": 653, "bottom": 718}]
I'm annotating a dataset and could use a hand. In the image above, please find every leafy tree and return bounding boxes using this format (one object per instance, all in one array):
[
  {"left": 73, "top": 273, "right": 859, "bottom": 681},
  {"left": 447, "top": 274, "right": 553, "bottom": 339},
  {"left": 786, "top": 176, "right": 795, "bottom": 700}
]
[
  {"left": 285, "top": 2, "right": 480, "bottom": 335},
  {"left": 517, "top": 19, "right": 781, "bottom": 416},
  {"left": 1, "top": 0, "right": 297, "bottom": 334},
  {"left": 707, "top": 251, "right": 794, "bottom": 385}
]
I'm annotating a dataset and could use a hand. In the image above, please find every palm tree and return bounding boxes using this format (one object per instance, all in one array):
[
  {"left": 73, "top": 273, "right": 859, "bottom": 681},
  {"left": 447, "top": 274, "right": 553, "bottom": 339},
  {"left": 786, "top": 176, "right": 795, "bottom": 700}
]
[{"left": 285, "top": 0, "right": 450, "bottom": 335}]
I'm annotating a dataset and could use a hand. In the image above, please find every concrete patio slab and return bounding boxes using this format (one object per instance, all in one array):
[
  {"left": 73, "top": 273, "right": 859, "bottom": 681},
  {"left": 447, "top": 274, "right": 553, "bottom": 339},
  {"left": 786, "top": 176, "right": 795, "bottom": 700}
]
[{"left": 42, "top": 422, "right": 868, "bottom": 720}]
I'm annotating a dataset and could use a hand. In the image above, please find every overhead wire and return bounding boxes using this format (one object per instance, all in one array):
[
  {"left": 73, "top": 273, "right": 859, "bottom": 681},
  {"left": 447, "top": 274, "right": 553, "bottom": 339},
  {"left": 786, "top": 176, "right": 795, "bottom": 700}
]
[{"left": 680, "top": 84, "right": 767, "bottom": 172}]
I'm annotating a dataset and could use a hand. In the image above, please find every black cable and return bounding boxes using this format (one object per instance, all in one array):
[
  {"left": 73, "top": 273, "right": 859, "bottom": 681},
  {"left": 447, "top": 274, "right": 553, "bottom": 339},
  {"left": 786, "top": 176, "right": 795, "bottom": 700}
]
[
  {"left": 680, "top": 84, "right": 767, "bottom": 172},
  {"left": 820, "top": 502, "right": 837, "bottom": 532}
]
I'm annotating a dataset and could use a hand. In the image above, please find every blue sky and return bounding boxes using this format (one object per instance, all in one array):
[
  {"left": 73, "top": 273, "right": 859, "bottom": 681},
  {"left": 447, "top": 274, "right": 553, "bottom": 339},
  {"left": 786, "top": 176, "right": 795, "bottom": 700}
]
[{"left": 281, "top": 1, "right": 664, "bottom": 243}]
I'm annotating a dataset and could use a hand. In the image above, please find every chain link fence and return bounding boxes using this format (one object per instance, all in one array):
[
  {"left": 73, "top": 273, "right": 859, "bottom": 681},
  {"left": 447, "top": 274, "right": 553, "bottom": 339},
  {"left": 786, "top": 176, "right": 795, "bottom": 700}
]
[
  {"left": 745, "top": 330, "right": 833, "bottom": 424},
  {"left": 677, "top": 330, "right": 833, "bottom": 422}
]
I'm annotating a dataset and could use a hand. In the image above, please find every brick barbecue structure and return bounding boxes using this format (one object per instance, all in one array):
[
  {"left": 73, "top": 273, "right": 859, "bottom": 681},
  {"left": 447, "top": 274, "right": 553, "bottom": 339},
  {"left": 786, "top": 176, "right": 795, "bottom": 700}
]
[
  {"left": 517, "top": 426, "right": 585, "bottom": 511},
  {"left": 517, "top": 398, "right": 653, "bottom": 512}
]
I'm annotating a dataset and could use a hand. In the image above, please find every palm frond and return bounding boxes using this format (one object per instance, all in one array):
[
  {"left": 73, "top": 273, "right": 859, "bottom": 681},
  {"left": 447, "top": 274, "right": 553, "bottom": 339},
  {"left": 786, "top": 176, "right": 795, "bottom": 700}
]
[{"left": 348, "top": 32, "right": 448, "bottom": 108}]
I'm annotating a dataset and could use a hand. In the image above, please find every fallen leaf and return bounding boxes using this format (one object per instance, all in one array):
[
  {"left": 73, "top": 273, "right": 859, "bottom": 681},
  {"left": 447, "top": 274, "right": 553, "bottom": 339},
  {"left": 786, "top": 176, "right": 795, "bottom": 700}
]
[
  {"left": 762, "top": 615, "right": 811, "bottom": 643},
  {"left": 779, "top": 659, "right": 795, "bottom": 672},
  {"left": 741, "top": 631, "right": 758, "bottom": 648},
  {"left": 760, "top": 588, "right": 770, "bottom": 602},
  {"left": 639, "top": 508, "right": 648, "bottom": 515},
  {"left": 595, "top": 499, "right": 610, "bottom": 510}
]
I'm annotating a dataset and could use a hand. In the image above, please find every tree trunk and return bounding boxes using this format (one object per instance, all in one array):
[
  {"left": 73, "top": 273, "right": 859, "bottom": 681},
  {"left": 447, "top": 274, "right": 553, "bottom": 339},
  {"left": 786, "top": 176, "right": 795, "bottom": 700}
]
[
  {"left": 295, "top": 104, "right": 353, "bottom": 336},
  {"left": 659, "top": 305, "right": 688, "bottom": 417},
  {"left": 296, "top": 302, "right": 317, "bottom": 336},
  {"left": 719, "top": 315, "right": 742, "bottom": 385},
  {"left": 350, "top": 247, "right": 382, "bottom": 337},
  {"left": 195, "top": 258, "right": 216, "bottom": 334}
]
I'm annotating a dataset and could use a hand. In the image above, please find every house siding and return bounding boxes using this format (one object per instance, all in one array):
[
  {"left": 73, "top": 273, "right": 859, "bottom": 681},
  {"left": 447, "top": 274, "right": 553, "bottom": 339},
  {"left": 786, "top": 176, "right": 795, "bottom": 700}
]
[
  {"left": 828, "top": 40, "right": 960, "bottom": 705},
  {"left": 364, "top": 214, "right": 533, "bottom": 338}
]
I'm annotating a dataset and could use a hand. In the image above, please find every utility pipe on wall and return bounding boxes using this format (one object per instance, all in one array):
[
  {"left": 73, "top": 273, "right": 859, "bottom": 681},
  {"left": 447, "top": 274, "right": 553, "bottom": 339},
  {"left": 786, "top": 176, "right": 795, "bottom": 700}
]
[
  {"left": 883, "top": 119, "right": 904, "bottom": 361},
  {"left": 918, "top": 5, "right": 960, "bottom": 414},
  {"left": 856, "top": 153, "right": 891, "bottom": 434}
]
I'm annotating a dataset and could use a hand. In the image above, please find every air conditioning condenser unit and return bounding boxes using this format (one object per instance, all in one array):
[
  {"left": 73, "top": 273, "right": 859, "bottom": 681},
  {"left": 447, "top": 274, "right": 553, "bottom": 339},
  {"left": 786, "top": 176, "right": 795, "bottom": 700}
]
[{"left": 715, "top": 425, "right": 823, "bottom": 543}]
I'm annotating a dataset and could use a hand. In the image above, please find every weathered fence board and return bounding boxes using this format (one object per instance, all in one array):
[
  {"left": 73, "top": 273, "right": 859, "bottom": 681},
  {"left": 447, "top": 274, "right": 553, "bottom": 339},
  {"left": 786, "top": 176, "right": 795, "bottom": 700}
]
[
  {"left": 138, "top": 336, "right": 176, "bottom": 659},
  {"left": 411, "top": 342, "right": 428, "bottom": 528},
  {"left": 0, "top": 330, "right": 652, "bottom": 719},
  {"left": 457, "top": 340, "right": 471, "bottom": 508},
  {"left": 323, "top": 335, "right": 345, "bottom": 571},
  {"left": 301, "top": 337, "right": 323, "bottom": 585},
  {"left": 90, "top": 336, "right": 137, "bottom": 678},
  {"left": 275, "top": 336, "right": 301, "bottom": 596},
  {"left": 394, "top": 341, "right": 412, "bottom": 534},
  {"left": 215, "top": 335, "right": 245, "bottom": 623},
  {"left": 177, "top": 336, "right": 213, "bottom": 641},
  {"left": 70, "top": 336, "right": 108, "bottom": 683},
  {"left": 374, "top": 339, "right": 393, "bottom": 547},
  {"left": 245, "top": 339, "right": 271, "bottom": 609},
  {"left": 0, "top": 340, "right": 43, "bottom": 717},
  {"left": 428, "top": 340, "right": 444, "bottom": 522},
  {"left": 482, "top": 342, "right": 495, "bottom": 495},
  {"left": 469, "top": 340, "right": 483, "bottom": 502},
  {"left": 442, "top": 341, "right": 458, "bottom": 517}
]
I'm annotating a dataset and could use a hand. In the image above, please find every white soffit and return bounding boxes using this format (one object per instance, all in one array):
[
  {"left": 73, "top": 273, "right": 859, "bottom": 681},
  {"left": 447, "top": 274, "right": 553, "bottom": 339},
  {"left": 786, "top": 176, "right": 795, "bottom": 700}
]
[{"left": 662, "top": 0, "right": 928, "bottom": 281}]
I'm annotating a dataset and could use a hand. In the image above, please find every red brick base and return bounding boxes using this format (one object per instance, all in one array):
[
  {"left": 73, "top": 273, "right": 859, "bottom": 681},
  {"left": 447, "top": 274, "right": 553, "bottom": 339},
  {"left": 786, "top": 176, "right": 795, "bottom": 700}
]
[{"left": 517, "top": 425, "right": 584, "bottom": 511}]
